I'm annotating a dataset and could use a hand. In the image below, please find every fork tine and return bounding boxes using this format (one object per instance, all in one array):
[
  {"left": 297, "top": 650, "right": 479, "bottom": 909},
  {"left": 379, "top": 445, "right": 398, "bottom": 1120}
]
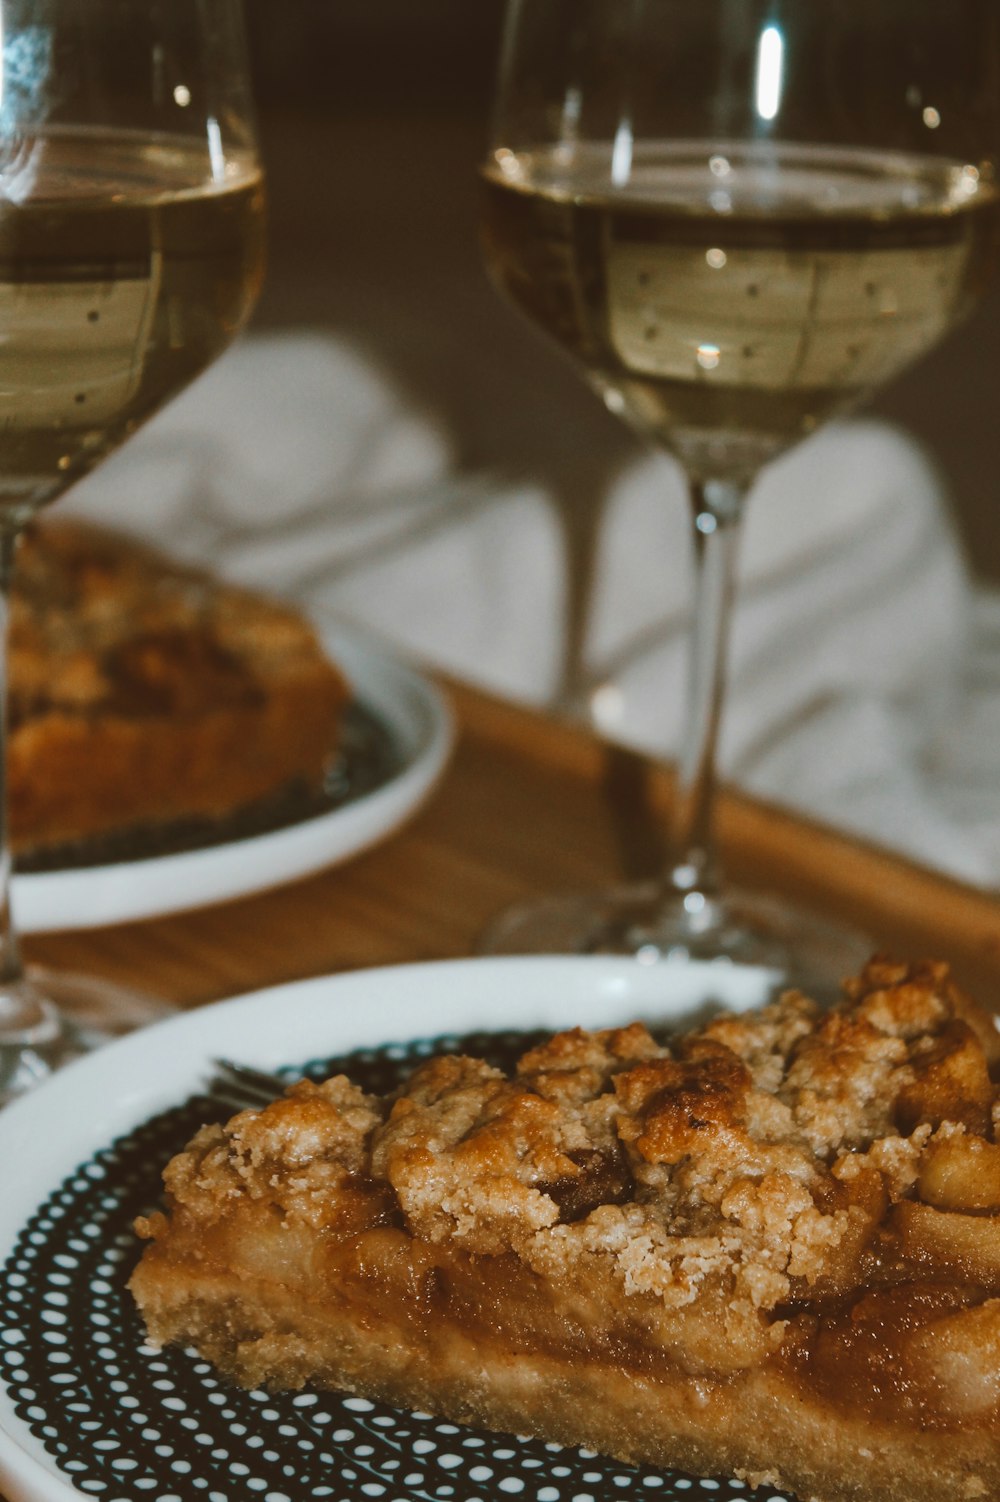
[{"left": 206, "top": 1057, "right": 296, "bottom": 1111}]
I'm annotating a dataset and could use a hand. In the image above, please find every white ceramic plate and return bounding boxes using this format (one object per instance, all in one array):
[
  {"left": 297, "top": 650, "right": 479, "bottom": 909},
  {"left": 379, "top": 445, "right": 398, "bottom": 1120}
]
[
  {"left": 0, "top": 955, "right": 781, "bottom": 1502},
  {"left": 12, "top": 625, "right": 453, "bottom": 934}
]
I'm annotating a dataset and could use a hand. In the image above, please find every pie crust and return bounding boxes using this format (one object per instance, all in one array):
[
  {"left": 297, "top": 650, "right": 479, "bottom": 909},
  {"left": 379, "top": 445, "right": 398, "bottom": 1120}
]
[
  {"left": 130, "top": 958, "right": 1000, "bottom": 1502},
  {"left": 9, "top": 519, "right": 348, "bottom": 857}
]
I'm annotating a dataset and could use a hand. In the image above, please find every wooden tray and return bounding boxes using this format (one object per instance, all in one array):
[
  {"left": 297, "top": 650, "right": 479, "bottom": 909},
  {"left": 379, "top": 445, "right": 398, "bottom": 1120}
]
[{"left": 27, "top": 677, "right": 1000, "bottom": 1007}]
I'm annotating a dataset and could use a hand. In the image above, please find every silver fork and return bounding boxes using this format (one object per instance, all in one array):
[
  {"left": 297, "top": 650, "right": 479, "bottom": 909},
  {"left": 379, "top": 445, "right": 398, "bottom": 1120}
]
[{"left": 206, "top": 1058, "right": 299, "bottom": 1112}]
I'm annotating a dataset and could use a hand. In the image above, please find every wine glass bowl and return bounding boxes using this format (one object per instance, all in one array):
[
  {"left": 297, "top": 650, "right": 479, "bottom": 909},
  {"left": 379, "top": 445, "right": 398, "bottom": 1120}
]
[
  {"left": 479, "top": 0, "right": 1000, "bottom": 985},
  {"left": 484, "top": 141, "right": 997, "bottom": 483},
  {"left": 0, "top": 0, "right": 264, "bottom": 1102},
  {"left": 0, "top": 2, "right": 264, "bottom": 519}
]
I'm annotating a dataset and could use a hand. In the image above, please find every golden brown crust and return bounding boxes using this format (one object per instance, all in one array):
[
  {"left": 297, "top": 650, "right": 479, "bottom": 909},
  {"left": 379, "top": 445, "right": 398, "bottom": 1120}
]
[
  {"left": 130, "top": 958, "right": 1000, "bottom": 1502},
  {"left": 8, "top": 519, "right": 348, "bottom": 853}
]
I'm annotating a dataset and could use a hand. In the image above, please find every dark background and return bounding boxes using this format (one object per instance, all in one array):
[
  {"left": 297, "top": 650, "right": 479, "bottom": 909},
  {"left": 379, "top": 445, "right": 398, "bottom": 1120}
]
[{"left": 244, "top": 1, "right": 1000, "bottom": 583}]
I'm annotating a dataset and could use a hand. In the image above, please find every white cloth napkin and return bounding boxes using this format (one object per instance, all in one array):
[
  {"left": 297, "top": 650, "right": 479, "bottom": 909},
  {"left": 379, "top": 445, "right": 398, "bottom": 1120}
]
[
  {"left": 586, "top": 426, "right": 986, "bottom": 882},
  {"left": 61, "top": 331, "right": 1000, "bottom": 887},
  {"left": 62, "top": 333, "right": 569, "bottom": 705}
]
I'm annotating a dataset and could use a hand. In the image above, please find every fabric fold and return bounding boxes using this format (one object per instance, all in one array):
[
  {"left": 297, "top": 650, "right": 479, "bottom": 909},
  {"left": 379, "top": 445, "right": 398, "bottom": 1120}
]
[{"left": 59, "top": 331, "right": 1000, "bottom": 887}]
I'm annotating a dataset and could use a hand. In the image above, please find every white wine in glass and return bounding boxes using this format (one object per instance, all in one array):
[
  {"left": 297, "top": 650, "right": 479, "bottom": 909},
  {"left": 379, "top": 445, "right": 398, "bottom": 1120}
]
[
  {"left": 0, "top": 130, "right": 263, "bottom": 512},
  {"left": 480, "top": 0, "right": 1000, "bottom": 987},
  {"left": 0, "top": 0, "right": 265, "bottom": 1102},
  {"left": 482, "top": 143, "right": 996, "bottom": 476}
]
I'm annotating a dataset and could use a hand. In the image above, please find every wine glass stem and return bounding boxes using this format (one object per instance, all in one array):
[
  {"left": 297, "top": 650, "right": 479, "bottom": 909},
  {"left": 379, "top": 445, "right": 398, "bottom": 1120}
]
[
  {"left": 664, "top": 476, "right": 748, "bottom": 904},
  {"left": 0, "top": 525, "right": 31, "bottom": 1005}
]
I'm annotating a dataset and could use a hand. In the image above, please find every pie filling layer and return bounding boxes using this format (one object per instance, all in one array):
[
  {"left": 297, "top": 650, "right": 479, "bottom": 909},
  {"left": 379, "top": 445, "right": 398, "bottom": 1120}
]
[{"left": 131, "top": 958, "right": 1000, "bottom": 1502}]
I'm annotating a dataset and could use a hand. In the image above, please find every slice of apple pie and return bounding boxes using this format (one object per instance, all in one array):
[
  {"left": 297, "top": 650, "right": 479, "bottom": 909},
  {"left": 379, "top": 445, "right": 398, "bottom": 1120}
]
[
  {"left": 9, "top": 518, "right": 349, "bottom": 859},
  {"left": 130, "top": 958, "right": 1000, "bottom": 1502}
]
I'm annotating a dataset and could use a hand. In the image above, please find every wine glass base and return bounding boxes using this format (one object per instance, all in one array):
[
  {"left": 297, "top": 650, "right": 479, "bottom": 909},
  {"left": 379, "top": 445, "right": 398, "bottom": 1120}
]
[
  {"left": 480, "top": 883, "right": 873, "bottom": 1004},
  {"left": 0, "top": 967, "right": 170, "bottom": 1106}
]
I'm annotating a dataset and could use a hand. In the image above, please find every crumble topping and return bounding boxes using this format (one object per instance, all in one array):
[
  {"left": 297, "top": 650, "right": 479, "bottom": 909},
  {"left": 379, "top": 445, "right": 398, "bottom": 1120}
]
[
  {"left": 11, "top": 519, "right": 340, "bottom": 723},
  {"left": 151, "top": 1077, "right": 383, "bottom": 1231},
  {"left": 150, "top": 958, "right": 1000, "bottom": 1329}
]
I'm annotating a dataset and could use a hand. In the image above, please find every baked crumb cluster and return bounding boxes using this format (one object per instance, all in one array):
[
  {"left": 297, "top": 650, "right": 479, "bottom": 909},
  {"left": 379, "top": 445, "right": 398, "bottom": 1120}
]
[
  {"left": 157, "top": 958, "right": 1000, "bottom": 1361},
  {"left": 11, "top": 519, "right": 330, "bottom": 723}
]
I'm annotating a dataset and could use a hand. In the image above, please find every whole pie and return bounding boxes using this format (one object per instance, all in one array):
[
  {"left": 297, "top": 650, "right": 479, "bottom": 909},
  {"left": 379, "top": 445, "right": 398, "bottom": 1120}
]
[
  {"left": 130, "top": 958, "right": 1000, "bottom": 1502},
  {"left": 9, "top": 519, "right": 348, "bottom": 858}
]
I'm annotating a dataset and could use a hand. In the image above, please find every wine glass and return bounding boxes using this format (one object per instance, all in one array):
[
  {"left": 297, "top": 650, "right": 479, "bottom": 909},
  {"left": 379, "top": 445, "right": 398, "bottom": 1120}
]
[
  {"left": 479, "top": 0, "right": 1000, "bottom": 989},
  {"left": 0, "top": 0, "right": 264, "bottom": 1102}
]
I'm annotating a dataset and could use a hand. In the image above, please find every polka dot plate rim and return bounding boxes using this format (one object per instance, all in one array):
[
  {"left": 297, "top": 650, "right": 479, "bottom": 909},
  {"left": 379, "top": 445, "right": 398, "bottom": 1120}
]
[{"left": 0, "top": 955, "right": 780, "bottom": 1502}]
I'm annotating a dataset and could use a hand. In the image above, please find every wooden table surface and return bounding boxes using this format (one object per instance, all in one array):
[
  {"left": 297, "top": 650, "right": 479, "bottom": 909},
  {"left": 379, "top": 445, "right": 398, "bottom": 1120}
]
[{"left": 24, "top": 677, "right": 1000, "bottom": 1012}]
